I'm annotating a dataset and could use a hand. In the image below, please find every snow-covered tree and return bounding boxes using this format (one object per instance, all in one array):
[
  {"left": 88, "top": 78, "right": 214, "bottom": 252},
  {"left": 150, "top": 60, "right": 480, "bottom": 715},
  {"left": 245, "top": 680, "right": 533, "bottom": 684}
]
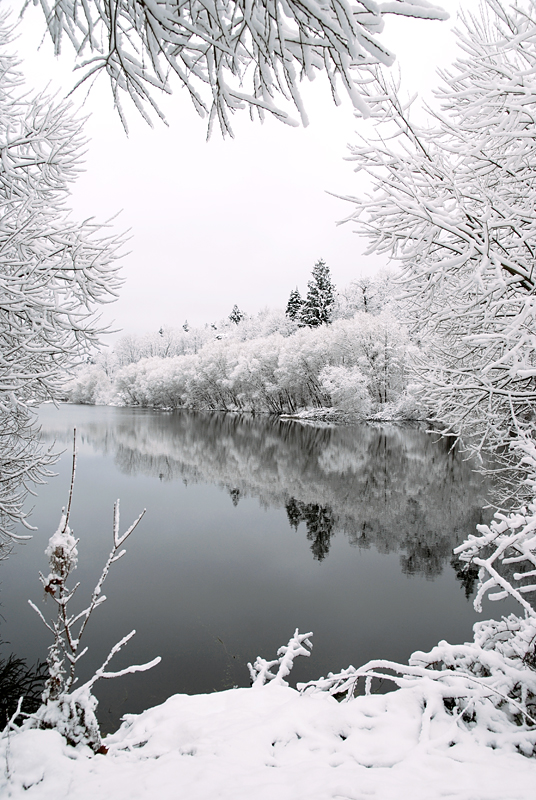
[
  {"left": 30, "top": 0, "right": 448, "bottom": 135},
  {"left": 333, "top": 270, "right": 396, "bottom": 319},
  {"left": 319, "top": 364, "right": 371, "bottom": 415},
  {"left": 342, "top": 0, "right": 536, "bottom": 460},
  {"left": 285, "top": 288, "right": 303, "bottom": 322},
  {"left": 70, "top": 309, "right": 416, "bottom": 413},
  {"left": 0, "top": 21, "right": 122, "bottom": 542},
  {"left": 333, "top": 311, "right": 409, "bottom": 406},
  {"left": 0, "top": 36, "right": 122, "bottom": 417},
  {"left": 301, "top": 259, "right": 336, "bottom": 328},
  {"left": 229, "top": 304, "right": 245, "bottom": 325},
  {"left": 27, "top": 445, "right": 159, "bottom": 752},
  {"left": 65, "top": 365, "right": 113, "bottom": 405}
]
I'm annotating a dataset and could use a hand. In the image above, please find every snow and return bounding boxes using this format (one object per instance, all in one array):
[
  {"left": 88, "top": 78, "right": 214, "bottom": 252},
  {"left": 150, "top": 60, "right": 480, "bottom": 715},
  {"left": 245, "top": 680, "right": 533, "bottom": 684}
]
[
  {"left": 44, "top": 514, "right": 78, "bottom": 578},
  {"left": 2, "top": 680, "right": 535, "bottom": 800}
]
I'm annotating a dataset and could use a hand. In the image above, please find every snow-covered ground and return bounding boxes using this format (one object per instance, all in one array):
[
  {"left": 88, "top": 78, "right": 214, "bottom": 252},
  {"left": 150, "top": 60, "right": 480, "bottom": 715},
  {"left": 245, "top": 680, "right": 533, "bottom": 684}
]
[{"left": 2, "top": 680, "right": 535, "bottom": 800}]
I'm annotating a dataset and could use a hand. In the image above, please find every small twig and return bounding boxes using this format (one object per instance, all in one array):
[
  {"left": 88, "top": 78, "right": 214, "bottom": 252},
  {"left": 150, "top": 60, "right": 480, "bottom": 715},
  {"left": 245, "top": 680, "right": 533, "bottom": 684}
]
[
  {"left": 1, "top": 697, "right": 23, "bottom": 740},
  {"left": 62, "top": 429, "right": 77, "bottom": 532}
]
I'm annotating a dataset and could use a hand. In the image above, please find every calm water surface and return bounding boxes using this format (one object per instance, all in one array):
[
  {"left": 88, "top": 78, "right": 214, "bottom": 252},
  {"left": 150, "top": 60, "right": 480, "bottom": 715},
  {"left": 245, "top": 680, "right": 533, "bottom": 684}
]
[{"left": 0, "top": 405, "right": 501, "bottom": 732}]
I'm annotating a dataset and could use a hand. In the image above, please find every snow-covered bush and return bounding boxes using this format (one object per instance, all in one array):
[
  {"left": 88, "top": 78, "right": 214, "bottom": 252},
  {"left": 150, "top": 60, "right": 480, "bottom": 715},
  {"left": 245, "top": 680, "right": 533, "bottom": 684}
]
[
  {"left": 248, "top": 629, "right": 313, "bottom": 688},
  {"left": 65, "top": 366, "right": 114, "bottom": 405},
  {"left": 390, "top": 385, "right": 428, "bottom": 421},
  {"left": 319, "top": 365, "right": 371, "bottom": 415}
]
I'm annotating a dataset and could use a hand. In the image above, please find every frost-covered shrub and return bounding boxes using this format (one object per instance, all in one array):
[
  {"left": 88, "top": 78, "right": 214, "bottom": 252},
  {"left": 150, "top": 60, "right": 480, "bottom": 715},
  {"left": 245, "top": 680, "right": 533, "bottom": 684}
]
[
  {"left": 370, "top": 385, "right": 428, "bottom": 421},
  {"left": 391, "top": 385, "right": 428, "bottom": 421},
  {"left": 248, "top": 629, "right": 313, "bottom": 688},
  {"left": 100, "top": 311, "right": 417, "bottom": 414},
  {"left": 319, "top": 365, "right": 371, "bottom": 415},
  {"left": 65, "top": 366, "right": 113, "bottom": 405}
]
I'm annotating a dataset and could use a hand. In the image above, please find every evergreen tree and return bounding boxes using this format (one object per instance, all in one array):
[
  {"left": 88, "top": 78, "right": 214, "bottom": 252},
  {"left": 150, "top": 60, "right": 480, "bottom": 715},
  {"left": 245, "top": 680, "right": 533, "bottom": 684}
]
[
  {"left": 301, "top": 260, "right": 335, "bottom": 327},
  {"left": 285, "top": 288, "right": 303, "bottom": 321},
  {"left": 229, "top": 305, "right": 245, "bottom": 325}
]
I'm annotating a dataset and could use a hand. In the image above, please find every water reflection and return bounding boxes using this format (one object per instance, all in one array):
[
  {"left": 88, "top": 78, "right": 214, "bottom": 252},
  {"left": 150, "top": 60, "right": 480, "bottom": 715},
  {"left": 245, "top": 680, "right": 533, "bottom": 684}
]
[
  {"left": 285, "top": 500, "right": 335, "bottom": 562},
  {"left": 39, "top": 406, "right": 490, "bottom": 581}
]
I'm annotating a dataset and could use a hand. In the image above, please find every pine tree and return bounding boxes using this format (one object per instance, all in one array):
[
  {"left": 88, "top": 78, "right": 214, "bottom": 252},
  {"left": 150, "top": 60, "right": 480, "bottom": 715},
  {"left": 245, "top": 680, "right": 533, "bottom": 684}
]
[
  {"left": 229, "top": 305, "right": 245, "bottom": 325},
  {"left": 301, "top": 260, "right": 335, "bottom": 327},
  {"left": 285, "top": 288, "right": 303, "bottom": 321}
]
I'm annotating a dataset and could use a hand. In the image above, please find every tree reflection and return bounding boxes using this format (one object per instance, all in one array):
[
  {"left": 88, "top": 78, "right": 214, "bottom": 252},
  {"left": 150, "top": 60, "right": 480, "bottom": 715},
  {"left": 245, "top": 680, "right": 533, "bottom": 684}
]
[
  {"left": 229, "top": 488, "right": 241, "bottom": 506},
  {"left": 450, "top": 555, "right": 480, "bottom": 599},
  {"left": 286, "top": 499, "right": 335, "bottom": 561},
  {"left": 38, "top": 407, "right": 493, "bottom": 583}
]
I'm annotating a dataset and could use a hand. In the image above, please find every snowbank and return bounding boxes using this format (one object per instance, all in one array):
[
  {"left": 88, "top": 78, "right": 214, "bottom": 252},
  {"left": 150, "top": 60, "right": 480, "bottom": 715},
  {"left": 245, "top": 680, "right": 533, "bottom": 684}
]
[{"left": 2, "top": 682, "right": 535, "bottom": 800}]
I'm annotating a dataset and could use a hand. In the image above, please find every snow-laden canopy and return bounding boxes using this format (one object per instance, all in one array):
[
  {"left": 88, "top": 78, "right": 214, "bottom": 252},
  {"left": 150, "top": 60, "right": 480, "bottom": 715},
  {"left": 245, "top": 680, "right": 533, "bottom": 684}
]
[{"left": 33, "top": 0, "right": 448, "bottom": 133}]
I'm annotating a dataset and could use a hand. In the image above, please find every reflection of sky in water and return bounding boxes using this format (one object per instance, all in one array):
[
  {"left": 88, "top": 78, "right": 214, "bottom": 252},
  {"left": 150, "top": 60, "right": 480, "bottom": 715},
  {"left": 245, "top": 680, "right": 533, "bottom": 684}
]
[{"left": 0, "top": 405, "right": 505, "bottom": 734}]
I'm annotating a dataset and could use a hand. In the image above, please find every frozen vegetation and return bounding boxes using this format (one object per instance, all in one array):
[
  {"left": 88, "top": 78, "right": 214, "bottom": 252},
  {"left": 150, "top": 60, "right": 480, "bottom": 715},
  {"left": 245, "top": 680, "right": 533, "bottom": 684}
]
[
  {"left": 26, "top": 0, "right": 447, "bottom": 135},
  {"left": 2, "top": 655, "right": 535, "bottom": 800},
  {"left": 65, "top": 272, "right": 426, "bottom": 419},
  {"left": 0, "top": 20, "right": 121, "bottom": 545}
]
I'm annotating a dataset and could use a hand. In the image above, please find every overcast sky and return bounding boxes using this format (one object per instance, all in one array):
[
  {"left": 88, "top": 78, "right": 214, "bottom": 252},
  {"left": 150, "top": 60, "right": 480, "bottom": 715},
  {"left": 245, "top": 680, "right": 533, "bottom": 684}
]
[{"left": 13, "top": 0, "right": 475, "bottom": 337}]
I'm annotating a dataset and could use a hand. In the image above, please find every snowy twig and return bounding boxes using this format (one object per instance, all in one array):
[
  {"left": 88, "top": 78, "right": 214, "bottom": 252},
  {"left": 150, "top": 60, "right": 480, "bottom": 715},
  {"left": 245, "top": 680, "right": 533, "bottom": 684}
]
[{"left": 248, "top": 629, "right": 313, "bottom": 688}]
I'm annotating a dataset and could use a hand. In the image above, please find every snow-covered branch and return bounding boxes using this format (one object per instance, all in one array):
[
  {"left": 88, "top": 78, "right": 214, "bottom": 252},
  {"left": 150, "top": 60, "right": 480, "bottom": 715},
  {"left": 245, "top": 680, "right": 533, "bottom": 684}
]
[
  {"left": 248, "top": 628, "right": 313, "bottom": 687},
  {"left": 0, "top": 19, "right": 125, "bottom": 546},
  {"left": 28, "top": 0, "right": 447, "bottom": 134}
]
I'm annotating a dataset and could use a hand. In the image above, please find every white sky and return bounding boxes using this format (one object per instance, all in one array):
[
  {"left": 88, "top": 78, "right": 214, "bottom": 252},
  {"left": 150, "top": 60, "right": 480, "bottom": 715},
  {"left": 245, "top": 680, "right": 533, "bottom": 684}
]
[{"left": 11, "top": 0, "right": 477, "bottom": 336}]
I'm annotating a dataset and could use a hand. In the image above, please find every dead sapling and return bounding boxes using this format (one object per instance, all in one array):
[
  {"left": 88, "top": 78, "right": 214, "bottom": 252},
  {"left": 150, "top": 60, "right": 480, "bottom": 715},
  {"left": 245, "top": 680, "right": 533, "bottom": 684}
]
[{"left": 25, "top": 430, "right": 160, "bottom": 752}]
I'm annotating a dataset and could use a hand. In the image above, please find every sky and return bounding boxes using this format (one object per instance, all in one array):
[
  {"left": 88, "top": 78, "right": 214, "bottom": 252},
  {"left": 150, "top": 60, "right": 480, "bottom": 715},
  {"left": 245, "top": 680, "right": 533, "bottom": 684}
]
[{"left": 11, "top": 0, "right": 477, "bottom": 337}]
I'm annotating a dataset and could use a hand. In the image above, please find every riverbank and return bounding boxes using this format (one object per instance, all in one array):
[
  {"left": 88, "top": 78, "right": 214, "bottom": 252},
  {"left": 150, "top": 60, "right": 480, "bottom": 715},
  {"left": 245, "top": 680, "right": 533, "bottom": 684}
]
[
  {"left": 2, "top": 680, "right": 534, "bottom": 799},
  {"left": 280, "top": 405, "right": 427, "bottom": 424}
]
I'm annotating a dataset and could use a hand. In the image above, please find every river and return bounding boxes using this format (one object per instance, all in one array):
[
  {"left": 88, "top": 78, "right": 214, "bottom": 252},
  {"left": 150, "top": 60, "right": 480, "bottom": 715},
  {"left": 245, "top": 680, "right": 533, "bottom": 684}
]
[{"left": 0, "top": 404, "right": 501, "bottom": 733}]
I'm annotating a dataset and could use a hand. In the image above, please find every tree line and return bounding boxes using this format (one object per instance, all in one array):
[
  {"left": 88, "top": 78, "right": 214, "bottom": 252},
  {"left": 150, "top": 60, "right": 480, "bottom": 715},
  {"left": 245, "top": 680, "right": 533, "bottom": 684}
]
[{"left": 66, "top": 269, "right": 417, "bottom": 416}]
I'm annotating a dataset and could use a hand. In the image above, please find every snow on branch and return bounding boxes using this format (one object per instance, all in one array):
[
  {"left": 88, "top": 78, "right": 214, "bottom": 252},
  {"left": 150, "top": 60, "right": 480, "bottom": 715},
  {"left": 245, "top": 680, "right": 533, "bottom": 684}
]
[
  {"left": 248, "top": 628, "right": 313, "bottom": 687},
  {"left": 0, "top": 22, "right": 124, "bottom": 546},
  {"left": 30, "top": 0, "right": 447, "bottom": 134},
  {"left": 298, "top": 631, "right": 536, "bottom": 753},
  {"left": 0, "top": 73, "right": 124, "bottom": 405}
]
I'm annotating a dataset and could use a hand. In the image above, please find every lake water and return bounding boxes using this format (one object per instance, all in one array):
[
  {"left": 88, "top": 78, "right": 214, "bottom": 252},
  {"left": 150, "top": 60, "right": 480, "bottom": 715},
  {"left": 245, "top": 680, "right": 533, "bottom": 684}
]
[{"left": 0, "top": 405, "right": 503, "bottom": 733}]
